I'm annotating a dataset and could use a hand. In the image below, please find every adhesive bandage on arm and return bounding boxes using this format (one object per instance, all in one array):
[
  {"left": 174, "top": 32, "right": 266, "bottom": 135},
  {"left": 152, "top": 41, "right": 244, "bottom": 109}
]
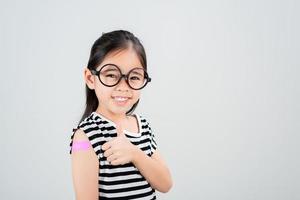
[{"left": 71, "top": 141, "right": 91, "bottom": 152}]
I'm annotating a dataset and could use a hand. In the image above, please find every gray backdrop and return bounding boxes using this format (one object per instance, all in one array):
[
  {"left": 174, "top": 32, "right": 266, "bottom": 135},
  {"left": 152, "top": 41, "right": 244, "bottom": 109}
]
[{"left": 1, "top": 0, "right": 299, "bottom": 199}]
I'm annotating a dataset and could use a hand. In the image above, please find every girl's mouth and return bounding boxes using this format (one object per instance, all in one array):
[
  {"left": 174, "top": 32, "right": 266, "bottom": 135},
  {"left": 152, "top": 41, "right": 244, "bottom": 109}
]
[{"left": 112, "top": 96, "right": 130, "bottom": 106}]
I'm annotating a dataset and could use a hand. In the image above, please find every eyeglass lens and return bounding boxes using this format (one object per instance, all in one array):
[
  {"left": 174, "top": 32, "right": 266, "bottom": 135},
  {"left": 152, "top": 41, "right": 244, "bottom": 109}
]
[{"left": 99, "top": 64, "right": 147, "bottom": 89}]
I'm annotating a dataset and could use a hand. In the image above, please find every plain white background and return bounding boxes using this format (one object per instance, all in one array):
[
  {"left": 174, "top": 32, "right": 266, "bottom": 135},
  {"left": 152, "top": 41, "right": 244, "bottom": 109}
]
[{"left": 1, "top": 0, "right": 299, "bottom": 199}]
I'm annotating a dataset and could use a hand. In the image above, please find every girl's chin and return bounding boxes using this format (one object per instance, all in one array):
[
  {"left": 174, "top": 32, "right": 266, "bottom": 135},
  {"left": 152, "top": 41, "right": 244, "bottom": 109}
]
[
  {"left": 111, "top": 98, "right": 134, "bottom": 109},
  {"left": 110, "top": 105, "right": 132, "bottom": 115},
  {"left": 108, "top": 98, "right": 137, "bottom": 114}
]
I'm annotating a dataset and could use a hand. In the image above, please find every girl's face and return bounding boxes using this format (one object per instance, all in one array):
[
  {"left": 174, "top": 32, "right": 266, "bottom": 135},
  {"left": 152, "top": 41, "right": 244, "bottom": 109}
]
[{"left": 85, "top": 48, "right": 143, "bottom": 116}]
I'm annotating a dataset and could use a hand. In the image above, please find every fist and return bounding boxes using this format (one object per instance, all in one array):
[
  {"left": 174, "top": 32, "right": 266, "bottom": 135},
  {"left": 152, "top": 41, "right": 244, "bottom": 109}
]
[{"left": 102, "top": 123, "right": 137, "bottom": 165}]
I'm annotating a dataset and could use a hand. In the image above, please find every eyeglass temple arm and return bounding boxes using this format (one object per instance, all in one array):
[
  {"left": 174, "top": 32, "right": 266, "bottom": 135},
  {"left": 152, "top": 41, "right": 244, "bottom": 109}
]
[{"left": 90, "top": 69, "right": 98, "bottom": 75}]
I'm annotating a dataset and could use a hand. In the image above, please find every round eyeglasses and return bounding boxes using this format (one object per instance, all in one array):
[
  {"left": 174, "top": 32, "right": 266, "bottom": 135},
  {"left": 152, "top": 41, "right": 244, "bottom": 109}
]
[{"left": 90, "top": 64, "right": 151, "bottom": 90}]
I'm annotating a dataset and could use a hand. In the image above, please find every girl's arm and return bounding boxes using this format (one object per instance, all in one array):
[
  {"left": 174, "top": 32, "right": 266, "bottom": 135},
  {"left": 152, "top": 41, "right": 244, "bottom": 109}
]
[
  {"left": 102, "top": 124, "right": 173, "bottom": 193},
  {"left": 71, "top": 129, "right": 99, "bottom": 200},
  {"left": 132, "top": 148, "right": 173, "bottom": 193}
]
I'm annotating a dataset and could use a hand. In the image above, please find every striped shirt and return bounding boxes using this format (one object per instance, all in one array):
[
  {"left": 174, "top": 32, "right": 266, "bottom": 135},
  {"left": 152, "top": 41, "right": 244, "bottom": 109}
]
[{"left": 69, "top": 111, "right": 158, "bottom": 199}]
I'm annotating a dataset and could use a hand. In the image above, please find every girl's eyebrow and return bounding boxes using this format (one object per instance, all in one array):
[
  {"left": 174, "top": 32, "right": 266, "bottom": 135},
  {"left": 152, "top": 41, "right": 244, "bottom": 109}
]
[
  {"left": 102, "top": 68, "right": 118, "bottom": 73},
  {"left": 98, "top": 64, "right": 144, "bottom": 73},
  {"left": 131, "top": 71, "right": 143, "bottom": 76}
]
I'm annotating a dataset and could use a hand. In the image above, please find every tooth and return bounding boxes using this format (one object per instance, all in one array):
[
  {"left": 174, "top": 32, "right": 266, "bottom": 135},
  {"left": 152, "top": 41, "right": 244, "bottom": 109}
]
[{"left": 114, "top": 97, "right": 127, "bottom": 101}]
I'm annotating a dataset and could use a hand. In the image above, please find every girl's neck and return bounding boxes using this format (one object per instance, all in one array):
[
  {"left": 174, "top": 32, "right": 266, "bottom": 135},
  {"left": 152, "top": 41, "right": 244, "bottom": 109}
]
[{"left": 95, "top": 107, "right": 129, "bottom": 125}]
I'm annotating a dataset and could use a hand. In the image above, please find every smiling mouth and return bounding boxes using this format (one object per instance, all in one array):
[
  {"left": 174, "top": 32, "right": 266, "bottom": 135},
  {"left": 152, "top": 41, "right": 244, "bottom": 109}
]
[
  {"left": 114, "top": 96, "right": 128, "bottom": 101},
  {"left": 112, "top": 96, "right": 131, "bottom": 104}
]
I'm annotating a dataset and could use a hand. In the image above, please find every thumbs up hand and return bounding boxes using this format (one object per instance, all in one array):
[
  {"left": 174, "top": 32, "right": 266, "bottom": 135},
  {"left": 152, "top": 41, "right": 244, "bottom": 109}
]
[
  {"left": 116, "top": 123, "right": 126, "bottom": 138},
  {"left": 102, "top": 123, "right": 138, "bottom": 165}
]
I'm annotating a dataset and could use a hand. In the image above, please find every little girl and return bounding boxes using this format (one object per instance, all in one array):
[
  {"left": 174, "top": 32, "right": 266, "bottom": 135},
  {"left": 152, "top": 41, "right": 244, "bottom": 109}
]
[{"left": 69, "top": 30, "right": 172, "bottom": 199}]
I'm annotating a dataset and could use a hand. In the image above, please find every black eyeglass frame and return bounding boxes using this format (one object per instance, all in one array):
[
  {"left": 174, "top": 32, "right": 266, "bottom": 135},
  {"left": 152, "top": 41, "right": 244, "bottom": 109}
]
[{"left": 90, "top": 64, "right": 152, "bottom": 90}]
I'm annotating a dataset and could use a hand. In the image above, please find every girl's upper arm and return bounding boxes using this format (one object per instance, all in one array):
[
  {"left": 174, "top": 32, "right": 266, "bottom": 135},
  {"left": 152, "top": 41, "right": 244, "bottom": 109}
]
[{"left": 71, "top": 129, "right": 99, "bottom": 200}]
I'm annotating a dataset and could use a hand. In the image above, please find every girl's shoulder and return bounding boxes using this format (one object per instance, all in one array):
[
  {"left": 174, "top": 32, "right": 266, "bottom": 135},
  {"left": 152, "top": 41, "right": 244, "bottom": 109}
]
[
  {"left": 133, "top": 112, "right": 151, "bottom": 122},
  {"left": 69, "top": 112, "right": 110, "bottom": 156},
  {"left": 132, "top": 113, "right": 152, "bottom": 127},
  {"left": 76, "top": 112, "right": 111, "bottom": 131},
  {"left": 76, "top": 112, "right": 154, "bottom": 134},
  {"left": 132, "top": 113, "right": 155, "bottom": 135},
  {"left": 133, "top": 113, "right": 158, "bottom": 155}
]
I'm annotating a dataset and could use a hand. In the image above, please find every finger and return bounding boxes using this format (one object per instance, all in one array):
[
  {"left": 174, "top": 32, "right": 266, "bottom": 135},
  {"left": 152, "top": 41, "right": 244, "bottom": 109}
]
[
  {"left": 116, "top": 123, "right": 125, "bottom": 137},
  {"left": 111, "top": 159, "right": 120, "bottom": 165},
  {"left": 102, "top": 141, "right": 111, "bottom": 151},
  {"left": 103, "top": 148, "right": 114, "bottom": 157},
  {"left": 107, "top": 153, "right": 118, "bottom": 163},
  {"left": 111, "top": 158, "right": 125, "bottom": 166}
]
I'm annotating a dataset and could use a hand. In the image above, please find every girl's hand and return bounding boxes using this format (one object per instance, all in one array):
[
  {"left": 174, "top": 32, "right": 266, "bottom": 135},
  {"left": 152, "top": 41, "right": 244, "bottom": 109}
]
[{"left": 102, "top": 123, "right": 138, "bottom": 165}]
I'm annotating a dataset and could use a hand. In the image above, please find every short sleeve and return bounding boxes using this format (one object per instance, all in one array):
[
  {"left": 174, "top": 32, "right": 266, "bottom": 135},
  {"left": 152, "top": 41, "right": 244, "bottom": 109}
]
[
  {"left": 148, "top": 122, "right": 158, "bottom": 156},
  {"left": 69, "top": 121, "right": 102, "bottom": 160},
  {"left": 69, "top": 127, "right": 85, "bottom": 155}
]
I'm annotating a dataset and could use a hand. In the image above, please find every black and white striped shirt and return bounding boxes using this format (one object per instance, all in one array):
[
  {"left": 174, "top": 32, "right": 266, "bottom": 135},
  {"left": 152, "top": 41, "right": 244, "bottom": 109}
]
[{"left": 69, "top": 111, "right": 157, "bottom": 199}]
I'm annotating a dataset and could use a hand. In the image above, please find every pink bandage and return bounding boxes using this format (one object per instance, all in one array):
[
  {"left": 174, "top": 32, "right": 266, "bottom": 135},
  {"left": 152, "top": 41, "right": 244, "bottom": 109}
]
[{"left": 72, "top": 141, "right": 91, "bottom": 152}]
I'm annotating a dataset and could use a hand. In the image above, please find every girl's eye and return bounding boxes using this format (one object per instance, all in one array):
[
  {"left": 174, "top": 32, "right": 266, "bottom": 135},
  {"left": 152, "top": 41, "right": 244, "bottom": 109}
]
[
  {"left": 106, "top": 74, "right": 117, "bottom": 78},
  {"left": 130, "top": 76, "right": 141, "bottom": 81}
]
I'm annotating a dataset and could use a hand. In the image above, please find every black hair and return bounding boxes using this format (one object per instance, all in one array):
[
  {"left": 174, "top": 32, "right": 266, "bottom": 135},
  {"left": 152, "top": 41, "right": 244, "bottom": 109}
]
[{"left": 79, "top": 30, "right": 147, "bottom": 124}]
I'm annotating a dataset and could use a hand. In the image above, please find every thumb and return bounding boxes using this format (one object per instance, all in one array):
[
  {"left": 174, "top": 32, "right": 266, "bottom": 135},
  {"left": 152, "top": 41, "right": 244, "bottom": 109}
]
[{"left": 116, "top": 123, "right": 125, "bottom": 137}]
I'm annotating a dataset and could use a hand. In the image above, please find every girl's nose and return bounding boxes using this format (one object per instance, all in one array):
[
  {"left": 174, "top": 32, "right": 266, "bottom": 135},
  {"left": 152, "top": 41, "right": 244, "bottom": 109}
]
[{"left": 115, "top": 77, "right": 130, "bottom": 91}]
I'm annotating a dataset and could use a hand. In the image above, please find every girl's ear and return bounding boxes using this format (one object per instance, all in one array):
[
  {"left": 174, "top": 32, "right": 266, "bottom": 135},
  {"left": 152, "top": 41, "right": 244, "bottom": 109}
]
[{"left": 84, "top": 68, "right": 95, "bottom": 90}]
